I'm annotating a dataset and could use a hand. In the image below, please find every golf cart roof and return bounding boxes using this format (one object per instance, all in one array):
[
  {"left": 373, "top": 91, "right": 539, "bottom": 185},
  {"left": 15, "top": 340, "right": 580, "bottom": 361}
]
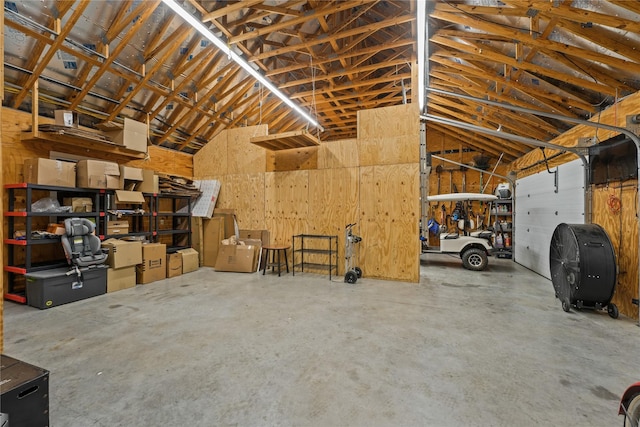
[{"left": 427, "top": 193, "right": 498, "bottom": 202}]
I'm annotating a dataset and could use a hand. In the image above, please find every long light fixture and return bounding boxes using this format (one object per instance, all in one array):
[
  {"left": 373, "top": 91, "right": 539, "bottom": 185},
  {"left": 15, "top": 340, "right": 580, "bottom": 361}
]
[
  {"left": 161, "top": 0, "right": 323, "bottom": 131},
  {"left": 416, "top": 0, "right": 426, "bottom": 112}
]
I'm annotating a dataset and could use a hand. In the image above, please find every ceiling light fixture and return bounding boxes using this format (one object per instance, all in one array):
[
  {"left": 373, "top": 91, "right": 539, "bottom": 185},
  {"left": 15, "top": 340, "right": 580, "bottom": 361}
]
[
  {"left": 162, "top": 0, "right": 323, "bottom": 131},
  {"left": 416, "top": 0, "right": 426, "bottom": 112}
]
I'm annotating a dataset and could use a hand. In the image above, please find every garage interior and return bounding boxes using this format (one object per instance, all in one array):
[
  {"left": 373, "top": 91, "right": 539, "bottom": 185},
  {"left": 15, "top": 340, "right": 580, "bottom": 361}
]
[{"left": 1, "top": 1, "right": 640, "bottom": 426}]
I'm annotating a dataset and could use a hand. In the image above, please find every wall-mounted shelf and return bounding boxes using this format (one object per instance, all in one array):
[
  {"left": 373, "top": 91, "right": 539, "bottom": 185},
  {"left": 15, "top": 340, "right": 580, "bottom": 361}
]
[
  {"left": 250, "top": 130, "right": 320, "bottom": 151},
  {"left": 21, "top": 130, "right": 146, "bottom": 159}
]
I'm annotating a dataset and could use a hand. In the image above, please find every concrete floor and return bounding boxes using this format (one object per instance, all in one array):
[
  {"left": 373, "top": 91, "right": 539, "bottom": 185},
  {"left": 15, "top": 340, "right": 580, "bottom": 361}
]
[{"left": 4, "top": 254, "right": 639, "bottom": 426}]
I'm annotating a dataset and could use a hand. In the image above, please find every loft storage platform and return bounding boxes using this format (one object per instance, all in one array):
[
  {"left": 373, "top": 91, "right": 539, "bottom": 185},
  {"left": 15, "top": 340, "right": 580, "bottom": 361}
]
[
  {"left": 250, "top": 130, "right": 320, "bottom": 151},
  {"left": 21, "top": 125, "right": 146, "bottom": 159}
]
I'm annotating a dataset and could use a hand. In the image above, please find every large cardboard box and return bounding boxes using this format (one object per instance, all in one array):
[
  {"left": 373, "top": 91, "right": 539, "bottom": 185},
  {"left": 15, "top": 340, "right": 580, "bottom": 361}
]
[
  {"left": 177, "top": 248, "right": 199, "bottom": 273},
  {"left": 119, "top": 165, "right": 144, "bottom": 190},
  {"left": 76, "top": 160, "right": 120, "bottom": 189},
  {"left": 214, "top": 244, "right": 258, "bottom": 273},
  {"left": 136, "top": 169, "right": 159, "bottom": 194},
  {"left": 203, "top": 217, "right": 225, "bottom": 267},
  {"left": 239, "top": 229, "right": 270, "bottom": 247},
  {"left": 63, "top": 197, "right": 93, "bottom": 213},
  {"left": 24, "top": 158, "right": 76, "bottom": 187},
  {"left": 101, "top": 239, "right": 142, "bottom": 269},
  {"left": 136, "top": 243, "right": 166, "bottom": 284},
  {"left": 107, "top": 266, "right": 136, "bottom": 293},
  {"left": 103, "top": 118, "right": 148, "bottom": 153},
  {"left": 191, "top": 217, "right": 203, "bottom": 265},
  {"left": 239, "top": 238, "right": 263, "bottom": 271},
  {"left": 106, "top": 220, "right": 129, "bottom": 236},
  {"left": 166, "top": 253, "right": 183, "bottom": 278}
]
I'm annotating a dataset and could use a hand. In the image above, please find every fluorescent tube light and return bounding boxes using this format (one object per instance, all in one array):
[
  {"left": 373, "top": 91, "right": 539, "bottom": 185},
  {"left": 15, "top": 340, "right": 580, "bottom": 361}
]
[
  {"left": 417, "top": 0, "right": 426, "bottom": 112},
  {"left": 162, "top": 0, "right": 323, "bottom": 131}
]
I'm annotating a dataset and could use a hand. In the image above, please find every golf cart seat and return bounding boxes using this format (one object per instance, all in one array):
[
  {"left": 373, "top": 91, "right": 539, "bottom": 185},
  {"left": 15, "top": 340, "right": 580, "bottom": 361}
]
[
  {"left": 61, "top": 218, "right": 108, "bottom": 267},
  {"left": 442, "top": 233, "right": 459, "bottom": 240},
  {"left": 471, "top": 230, "right": 493, "bottom": 240}
]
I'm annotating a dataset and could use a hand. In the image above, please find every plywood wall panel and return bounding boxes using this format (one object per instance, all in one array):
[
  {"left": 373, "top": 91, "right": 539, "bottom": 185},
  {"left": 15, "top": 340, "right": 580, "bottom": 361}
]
[
  {"left": 227, "top": 125, "right": 268, "bottom": 174},
  {"left": 193, "top": 131, "right": 227, "bottom": 178},
  {"left": 358, "top": 104, "right": 420, "bottom": 167},
  {"left": 359, "top": 164, "right": 420, "bottom": 282},
  {"left": 358, "top": 104, "right": 420, "bottom": 139},
  {"left": 317, "top": 138, "right": 359, "bottom": 169},
  {"left": 266, "top": 147, "right": 318, "bottom": 172},
  {"left": 591, "top": 184, "right": 639, "bottom": 319},
  {"left": 225, "top": 173, "right": 266, "bottom": 230},
  {"left": 264, "top": 171, "right": 309, "bottom": 245},
  {"left": 126, "top": 146, "right": 193, "bottom": 177},
  {"left": 308, "top": 167, "right": 359, "bottom": 274}
]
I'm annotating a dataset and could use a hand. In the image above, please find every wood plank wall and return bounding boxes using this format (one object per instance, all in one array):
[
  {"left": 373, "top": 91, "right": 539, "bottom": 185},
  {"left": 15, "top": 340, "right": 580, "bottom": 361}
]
[
  {"left": 510, "top": 91, "right": 640, "bottom": 320},
  {"left": 194, "top": 104, "right": 421, "bottom": 282}
]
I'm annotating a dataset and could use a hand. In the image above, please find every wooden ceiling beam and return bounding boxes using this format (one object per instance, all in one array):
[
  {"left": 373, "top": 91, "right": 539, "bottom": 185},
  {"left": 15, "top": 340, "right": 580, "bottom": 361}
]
[
  {"left": 430, "top": 35, "right": 615, "bottom": 96},
  {"left": 12, "top": 1, "right": 91, "bottom": 109},
  {"left": 67, "top": 1, "right": 162, "bottom": 110},
  {"left": 202, "top": 1, "right": 264, "bottom": 22},
  {"left": 107, "top": 23, "right": 192, "bottom": 121},
  {"left": 431, "top": 9, "right": 640, "bottom": 75},
  {"left": 428, "top": 124, "right": 521, "bottom": 161},
  {"left": 249, "top": 14, "right": 414, "bottom": 62}
]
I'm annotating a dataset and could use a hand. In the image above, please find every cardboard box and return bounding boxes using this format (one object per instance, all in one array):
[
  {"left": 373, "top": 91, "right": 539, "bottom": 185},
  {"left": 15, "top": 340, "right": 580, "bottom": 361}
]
[
  {"left": 76, "top": 159, "right": 120, "bottom": 189},
  {"left": 136, "top": 169, "right": 159, "bottom": 194},
  {"left": 166, "top": 253, "right": 183, "bottom": 278},
  {"left": 46, "top": 223, "right": 66, "bottom": 235},
  {"left": 107, "top": 266, "right": 136, "bottom": 292},
  {"left": 177, "top": 248, "right": 199, "bottom": 273},
  {"left": 114, "top": 190, "right": 145, "bottom": 204},
  {"left": 101, "top": 239, "right": 142, "bottom": 268},
  {"left": 63, "top": 197, "right": 93, "bottom": 213},
  {"left": 203, "top": 217, "right": 225, "bottom": 267},
  {"left": 106, "top": 220, "right": 129, "bottom": 236},
  {"left": 120, "top": 165, "right": 144, "bottom": 190},
  {"left": 24, "top": 158, "right": 76, "bottom": 187},
  {"left": 54, "top": 109, "right": 77, "bottom": 127},
  {"left": 239, "top": 239, "right": 263, "bottom": 271},
  {"left": 136, "top": 243, "right": 166, "bottom": 284},
  {"left": 191, "top": 217, "right": 203, "bottom": 266},
  {"left": 214, "top": 244, "right": 258, "bottom": 273},
  {"left": 103, "top": 118, "right": 148, "bottom": 153},
  {"left": 239, "top": 229, "right": 270, "bottom": 247}
]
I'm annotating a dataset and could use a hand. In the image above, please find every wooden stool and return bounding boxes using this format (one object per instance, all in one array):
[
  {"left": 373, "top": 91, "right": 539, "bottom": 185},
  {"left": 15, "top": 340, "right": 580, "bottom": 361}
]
[{"left": 262, "top": 245, "right": 290, "bottom": 276}]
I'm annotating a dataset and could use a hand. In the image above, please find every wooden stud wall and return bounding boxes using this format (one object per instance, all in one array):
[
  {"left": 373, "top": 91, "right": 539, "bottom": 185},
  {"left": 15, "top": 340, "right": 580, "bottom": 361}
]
[
  {"left": 194, "top": 103, "right": 421, "bottom": 281},
  {"left": 510, "top": 92, "right": 640, "bottom": 319}
]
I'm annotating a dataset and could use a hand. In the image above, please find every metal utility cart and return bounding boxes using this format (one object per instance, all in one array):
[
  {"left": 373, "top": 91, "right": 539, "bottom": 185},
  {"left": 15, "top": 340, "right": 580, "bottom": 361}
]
[{"left": 292, "top": 234, "right": 338, "bottom": 280}]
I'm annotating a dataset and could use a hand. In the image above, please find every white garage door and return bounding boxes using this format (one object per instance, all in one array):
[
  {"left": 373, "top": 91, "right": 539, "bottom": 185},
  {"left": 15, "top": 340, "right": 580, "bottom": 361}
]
[{"left": 514, "top": 159, "right": 586, "bottom": 279}]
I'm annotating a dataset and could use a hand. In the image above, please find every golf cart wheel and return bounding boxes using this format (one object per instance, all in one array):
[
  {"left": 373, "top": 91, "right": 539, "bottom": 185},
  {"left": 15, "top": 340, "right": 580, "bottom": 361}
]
[
  {"left": 461, "top": 248, "right": 488, "bottom": 271},
  {"left": 354, "top": 266, "right": 362, "bottom": 278},
  {"left": 623, "top": 392, "right": 640, "bottom": 427},
  {"left": 345, "top": 271, "right": 358, "bottom": 284},
  {"left": 562, "top": 299, "right": 571, "bottom": 313},
  {"left": 607, "top": 303, "right": 619, "bottom": 319}
]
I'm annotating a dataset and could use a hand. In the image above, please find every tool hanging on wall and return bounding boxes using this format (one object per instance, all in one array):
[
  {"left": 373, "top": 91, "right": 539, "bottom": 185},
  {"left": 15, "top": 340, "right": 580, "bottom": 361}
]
[{"left": 435, "top": 164, "right": 443, "bottom": 193}]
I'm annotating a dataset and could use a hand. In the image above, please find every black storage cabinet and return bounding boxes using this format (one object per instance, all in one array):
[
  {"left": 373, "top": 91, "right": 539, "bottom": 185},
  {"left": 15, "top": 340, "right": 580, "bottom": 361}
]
[{"left": 1, "top": 354, "right": 49, "bottom": 426}]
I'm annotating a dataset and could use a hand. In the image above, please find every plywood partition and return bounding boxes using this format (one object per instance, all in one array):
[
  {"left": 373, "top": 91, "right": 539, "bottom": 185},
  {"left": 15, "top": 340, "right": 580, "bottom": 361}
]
[
  {"left": 510, "top": 92, "right": 640, "bottom": 320},
  {"left": 264, "top": 171, "right": 309, "bottom": 245},
  {"left": 194, "top": 103, "right": 421, "bottom": 282}
]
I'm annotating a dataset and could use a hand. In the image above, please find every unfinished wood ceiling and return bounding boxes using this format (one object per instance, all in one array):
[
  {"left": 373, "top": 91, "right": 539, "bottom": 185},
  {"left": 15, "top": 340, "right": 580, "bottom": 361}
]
[
  {"left": 3, "top": 1, "right": 640, "bottom": 160},
  {"left": 3, "top": 0, "right": 415, "bottom": 154},
  {"left": 426, "top": 0, "right": 640, "bottom": 162}
]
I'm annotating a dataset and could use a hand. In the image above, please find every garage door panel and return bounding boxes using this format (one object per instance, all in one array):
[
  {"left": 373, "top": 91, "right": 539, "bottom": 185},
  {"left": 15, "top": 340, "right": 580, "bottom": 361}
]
[{"left": 514, "top": 159, "right": 585, "bottom": 279}]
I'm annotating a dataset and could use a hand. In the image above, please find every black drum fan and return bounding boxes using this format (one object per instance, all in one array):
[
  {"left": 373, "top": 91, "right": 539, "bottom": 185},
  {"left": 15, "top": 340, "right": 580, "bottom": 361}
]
[{"left": 549, "top": 223, "right": 618, "bottom": 318}]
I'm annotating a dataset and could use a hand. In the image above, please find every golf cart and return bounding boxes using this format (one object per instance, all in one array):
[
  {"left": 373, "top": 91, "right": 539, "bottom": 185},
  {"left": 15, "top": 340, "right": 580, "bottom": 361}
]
[{"left": 422, "top": 192, "right": 497, "bottom": 271}]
